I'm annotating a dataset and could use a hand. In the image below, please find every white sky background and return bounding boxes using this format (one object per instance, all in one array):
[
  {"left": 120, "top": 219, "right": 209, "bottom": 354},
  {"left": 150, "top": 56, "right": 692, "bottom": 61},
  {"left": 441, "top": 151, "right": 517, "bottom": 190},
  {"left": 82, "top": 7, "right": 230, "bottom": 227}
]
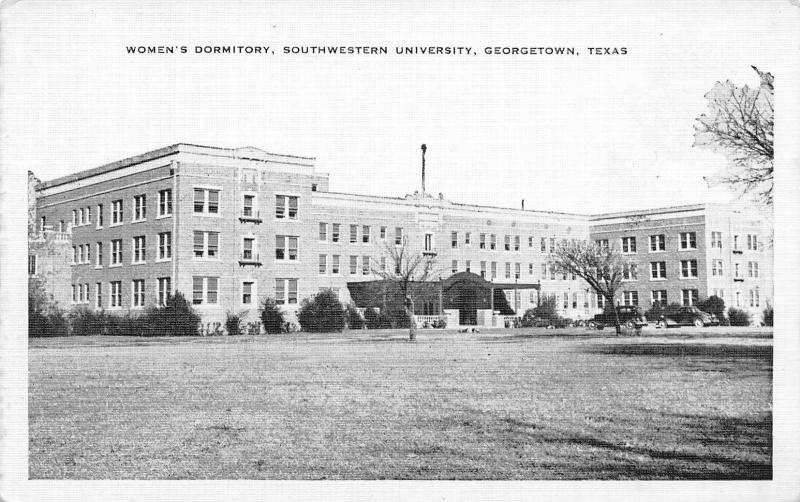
[{"left": 1, "top": 0, "right": 793, "bottom": 214}]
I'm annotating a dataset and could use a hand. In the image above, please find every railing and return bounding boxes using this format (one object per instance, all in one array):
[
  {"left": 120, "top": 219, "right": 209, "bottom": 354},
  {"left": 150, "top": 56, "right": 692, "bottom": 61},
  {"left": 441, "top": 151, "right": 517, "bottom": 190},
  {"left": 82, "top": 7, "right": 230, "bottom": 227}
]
[
  {"left": 238, "top": 254, "right": 262, "bottom": 266},
  {"left": 239, "top": 210, "right": 262, "bottom": 223},
  {"left": 414, "top": 314, "right": 450, "bottom": 326}
]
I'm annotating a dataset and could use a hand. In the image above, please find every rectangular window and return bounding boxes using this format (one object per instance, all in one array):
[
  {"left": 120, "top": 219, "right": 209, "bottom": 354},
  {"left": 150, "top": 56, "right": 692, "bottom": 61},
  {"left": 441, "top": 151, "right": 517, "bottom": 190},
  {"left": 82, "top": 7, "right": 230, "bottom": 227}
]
[
  {"left": 490, "top": 234, "right": 497, "bottom": 250},
  {"left": 549, "top": 238, "right": 555, "bottom": 252},
  {"left": 193, "top": 231, "right": 220, "bottom": 259},
  {"left": 681, "top": 259, "right": 698, "bottom": 278},
  {"left": 395, "top": 227, "right": 403, "bottom": 245},
  {"left": 563, "top": 292, "right": 569, "bottom": 310},
  {"left": 194, "top": 188, "right": 220, "bottom": 214},
  {"left": 480, "top": 261, "right": 487, "bottom": 279},
  {"left": 649, "top": 234, "right": 665, "bottom": 252},
  {"left": 504, "top": 262, "right": 511, "bottom": 279},
  {"left": 452, "top": 231, "right": 458, "bottom": 249},
  {"left": 332, "top": 223, "right": 340, "bottom": 243},
  {"left": 111, "top": 200, "right": 123, "bottom": 224},
  {"left": 623, "top": 291, "right": 639, "bottom": 306},
  {"left": 158, "top": 277, "right": 171, "bottom": 306},
  {"left": 514, "top": 235, "right": 520, "bottom": 252},
  {"left": 623, "top": 263, "right": 638, "bottom": 280},
  {"left": 682, "top": 289, "right": 699, "bottom": 306},
  {"left": 193, "top": 276, "right": 204, "bottom": 305},
  {"left": 319, "top": 222, "right": 328, "bottom": 241},
  {"left": 275, "top": 278, "right": 298, "bottom": 305},
  {"left": 597, "top": 294, "right": 606, "bottom": 309},
  {"left": 515, "top": 263, "right": 521, "bottom": 279},
  {"left": 712, "top": 259, "right": 723, "bottom": 277},
  {"left": 572, "top": 292, "right": 578, "bottom": 309},
  {"left": 528, "top": 236, "right": 534, "bottom": 248},
  {"left": 423, "top": 233, "right": 434, "bottom": 252},
  {"left": 275, "top": 235, "right": 298, "bottom": 261},
  {"left": 550, "top": 264, "right": 556, "bottom": 281},
  {"left": 528, "top": 263, "right": 534, "bottom": 275},
  {"left": 207, "top": 277, "right": 218, "bottom": 304},
  {"left": 111, "top": 239, "right": 122, "bottom": 265},
  {"left": 331, "top": 254, "right": 340, "bottom": 275},
  {"left": 491, "top": 262, "right": 497, "bottom": 279},
  {"left": 362, "top": 256, "right": 370, "bottom": 275},
  {"left": 349, "top": 255, "right": 358, "bottom": 275},
  {"left": 735, "top": 262, "right": 741, "bottom": 278},
  {"left": 748, "top": 261, "right": 759, "bottom": 278},
  {"left": 96, "top": 242, "right": 103, "bottom": 267},
  {"left": 650, "top": 261, "right": 666, "bottom": 279},
  {"left": 275, "top": 195, "right": 298, "bottom": 219},
  {"left": 541, "top": 263, "right": 547, "bottom": 279},
  {"left": 480, "top": 233, "right": 487, "bottom": 249},
  {"left": 72, "top": 210, "right": 77, "bottom": 227},
  {"left": 132, "top": 279, "right": 145, "bottom": 307},
  {"left": 79, "top": 208, "right": 85, "bottom": 226},
  {"left": 242, "top": 281, "right": 254, "bottom": 305},
  {"left": 596, "top": 239, "right": 609, "bottom": 250},
  {"left": 747, "top": 234, "right": 758, "bottom": 250},
  {"left": 541, "top": 237, "right": 547, "bottom": 253},
  {"left": 95, "top": 282, "right": 102, "bottom": 309},
  {"left": 242, "top": 237, "right": 255, "bottom": 260},
  {"left": 680, "top": 232, "right": 697, "bottom": 250},
  {"left": 465, "top": 232, "right": 471, "bottom": 245},
  {"left": 319, "top": 254, "right": 327, "bottom": 275},
  {"left": 28, "top": 255, "right": 37, "bottom": 276},
  {"left": 452, "top": 260, "right": 458, "bottom": 274},
  {"left": 504, "top": 235, "right": 511, "bottom": 251},
  {"left": 242, "top": 194, "right": 255, "bottom": 217},
  {"left": 133, "top": 194, "right": 146, "bottom": 221},
  {"left": 158, "top": 232, "right": 172, "bottom": 260},
  {"left": 110, "top": 281, "right": 122, "bottom": 308},
  {"left": 380, "top": 256, "right": 386, "bottom": 272},
  {"left": 711, "top": 231, "right": 722, "bottom": 249},
  {"left": 465, "top": 260, "right": 471, "bottom": 273},
  {"left": 651, "top": 290, "right": 668, "bottom": 307},
  {"left": 362, "top": 226, "right": 370, "bottom": 244},
  {"left": 380, "top": 226, "right": 387, "bottom": 240},
  {"left": 159, "top": 189, "right": 172, "bottom": 217},
  {"left": 132, "top": 236, "right": 146, "bottom": 263},
  {"left": 97, "top": 204, "right": 104, "bottom": 227},
  {"left": 621, "top": 236, "right": 637, "bottom": 254}
]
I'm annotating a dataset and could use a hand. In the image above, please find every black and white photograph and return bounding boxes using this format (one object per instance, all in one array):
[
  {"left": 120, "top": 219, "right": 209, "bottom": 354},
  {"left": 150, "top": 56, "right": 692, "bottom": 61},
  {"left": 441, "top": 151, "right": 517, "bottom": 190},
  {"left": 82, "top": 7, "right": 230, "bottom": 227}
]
[{"left": 1, "top": 1, "right": 799, "bottom": 500}]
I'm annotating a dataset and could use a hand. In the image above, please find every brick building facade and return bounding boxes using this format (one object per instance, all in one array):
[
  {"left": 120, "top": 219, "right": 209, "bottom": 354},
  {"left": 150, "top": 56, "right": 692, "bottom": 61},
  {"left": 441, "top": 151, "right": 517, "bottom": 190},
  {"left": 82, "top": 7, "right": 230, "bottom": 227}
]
[{"left": 30, "top": 143, "right": 773, "bottom": 327}]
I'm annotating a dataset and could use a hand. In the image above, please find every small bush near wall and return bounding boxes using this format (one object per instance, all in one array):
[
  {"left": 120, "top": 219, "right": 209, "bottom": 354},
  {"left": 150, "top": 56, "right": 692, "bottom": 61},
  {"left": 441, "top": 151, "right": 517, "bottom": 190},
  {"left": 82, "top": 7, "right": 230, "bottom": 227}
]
[
  {"left": 297, "top": 290, "right": 345, "bottom": 333},
  {"left": 762, "top": 305, "right": 773, "bottom": 327},
  {"left": 260, "top": 297, "right": 286, "bottom": 334},
  {"left": 697, "top": 296, "right": 726, "bottom": 318},
  {"left": 225, "top": 311, "right": 246, "bottom": 336},
  {"left": 364, "top": 308, "right": 392, "bottom": 329},
  {"left": 727, "top": 307, "right": 752, "bottom": 327},
  {"left": 345, "top": 304, "right": 365, "bottom": 329},
  {"left": 144, "top": 292, "right": 201, "bottom": 337}
]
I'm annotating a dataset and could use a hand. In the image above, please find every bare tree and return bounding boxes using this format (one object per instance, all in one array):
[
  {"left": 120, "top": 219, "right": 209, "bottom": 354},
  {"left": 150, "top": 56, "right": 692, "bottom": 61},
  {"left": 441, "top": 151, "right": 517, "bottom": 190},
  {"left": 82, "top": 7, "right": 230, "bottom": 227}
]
[
  {"left": 371, "top": 236, "right": 438, "bottom": 341},
  {"left": 694, "top": 66, "right": 774, "bottom": 205},
  {"left": 548, "top": 239, "right": 628, "bottom": 335}
]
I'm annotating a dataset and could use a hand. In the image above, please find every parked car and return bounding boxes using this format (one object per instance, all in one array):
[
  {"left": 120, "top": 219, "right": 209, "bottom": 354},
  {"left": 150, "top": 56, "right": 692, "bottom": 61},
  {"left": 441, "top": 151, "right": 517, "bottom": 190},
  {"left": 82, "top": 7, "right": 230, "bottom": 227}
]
[
  {"left": 587, "top": 306, "right": 648, "bottom": 330},
  {"left": 657, "top": 306, "right": 720, "bottom": 328}
]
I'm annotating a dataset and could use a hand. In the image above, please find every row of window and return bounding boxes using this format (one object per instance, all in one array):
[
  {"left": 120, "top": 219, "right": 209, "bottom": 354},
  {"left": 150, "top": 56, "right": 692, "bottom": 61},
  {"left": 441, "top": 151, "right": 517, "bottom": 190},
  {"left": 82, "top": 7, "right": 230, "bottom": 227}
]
[
  {"left": 225, "top": 191, "right": 300, "bottom": 219},
  {"left": 68, "top": 190, "right": 173, "bottom": 232},
  {"left": 711, "top": 260, "right": 760, "bottom": 278},
  {"left": 620, "top": 260, "right": 698, "bottom": 280},
  {"left": 319, "top": 223, "right": 401, "bottom": 245},
  {"left": 318, "top": 254, "right": 372, "bottom": 276},
  {"left": 710, "top": 232, "right": 759, "bottom": 251},
  {"left": 598, "top": 232, "right": 697, "bottom": 254},
  {"left": 72, "top": 233, "right": 173, "bottom": 266},
  {"left": 72, "top": 278, "right": 172, "bottom": 309},
  {"left": 620, "top": 287, "right": 761, "bottom": 308}
]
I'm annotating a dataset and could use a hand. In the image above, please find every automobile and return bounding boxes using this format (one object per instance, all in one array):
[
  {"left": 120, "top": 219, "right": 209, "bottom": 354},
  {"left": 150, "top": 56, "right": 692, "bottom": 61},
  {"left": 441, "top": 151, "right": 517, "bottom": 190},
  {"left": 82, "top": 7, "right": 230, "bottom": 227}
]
[
  {"left": 587, "top": 306, "right": 648, "bottom": 330},
  {"left": 657, "top": 306, "right": 720, "bottom": 328}
]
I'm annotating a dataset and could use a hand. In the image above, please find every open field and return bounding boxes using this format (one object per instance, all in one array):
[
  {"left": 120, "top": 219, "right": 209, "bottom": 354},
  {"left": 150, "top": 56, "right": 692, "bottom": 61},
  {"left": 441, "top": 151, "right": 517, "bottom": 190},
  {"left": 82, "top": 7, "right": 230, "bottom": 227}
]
[{"left": 29, "top": 327, "right": 772, "bottom": 479}]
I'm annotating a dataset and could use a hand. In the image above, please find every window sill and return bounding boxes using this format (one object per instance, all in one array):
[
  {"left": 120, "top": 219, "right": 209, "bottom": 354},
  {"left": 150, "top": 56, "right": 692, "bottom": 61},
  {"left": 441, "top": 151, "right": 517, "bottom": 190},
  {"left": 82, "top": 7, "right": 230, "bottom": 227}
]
[
  {"left": 649, "top": 277, "right": 667, "bottom": 281},
  {"left": 193, "top": 213, "right": 222, "bottom": 217},
  {"left": 156, "top": 258, "right": 172, "bottom": 263},
  {"left": 131, "top": 219, "right": 147, "bottom": 224},
  {"left": 109, "top": 223, "right": 124, "bottom": 228},
  {"left": 648, "top": 250, "right": 666, "bottom": 254},
  {"left": 109, "top": 264, "right": 123, "bottom": 268},
  {"left": 679, "top": 248, "right": 698, "bottom": 252},
  {"left": 156, "top": 214, "right": 173, "bottom": 220},
  {"left": 131, "top": 262, "right": 147, "bottom": 266},
  {"left": 94, "top": 265, "right": 103, "bottom": 270},
  {"left": 680, "top": 276, "right": 699, "bottom": 280},
  {"left": 274, "top": 260, "right": 301, "bottom": 264}
]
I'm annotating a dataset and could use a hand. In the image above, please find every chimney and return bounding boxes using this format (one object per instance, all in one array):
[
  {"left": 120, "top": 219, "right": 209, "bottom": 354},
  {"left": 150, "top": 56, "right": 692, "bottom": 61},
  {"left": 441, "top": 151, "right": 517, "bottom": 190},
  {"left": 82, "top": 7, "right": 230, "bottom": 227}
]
[{"left": 421, "top": 144, "right": 427, "bottom": 194}]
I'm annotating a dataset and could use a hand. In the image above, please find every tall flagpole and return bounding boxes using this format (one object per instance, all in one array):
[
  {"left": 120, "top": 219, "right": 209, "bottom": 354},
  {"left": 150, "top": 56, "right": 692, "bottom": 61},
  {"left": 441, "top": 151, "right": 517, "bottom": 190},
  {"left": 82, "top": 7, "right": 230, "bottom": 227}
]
[{"left": 421, "top": 144, "right": 427, "bottom": 194}]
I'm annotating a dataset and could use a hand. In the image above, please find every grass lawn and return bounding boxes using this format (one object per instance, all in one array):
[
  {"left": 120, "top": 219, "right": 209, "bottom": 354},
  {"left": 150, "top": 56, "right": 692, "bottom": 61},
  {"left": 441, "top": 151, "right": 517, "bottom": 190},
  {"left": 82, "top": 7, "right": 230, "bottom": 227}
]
[{"left": 28, "top": 327, "right": 772, "bottom": 479}]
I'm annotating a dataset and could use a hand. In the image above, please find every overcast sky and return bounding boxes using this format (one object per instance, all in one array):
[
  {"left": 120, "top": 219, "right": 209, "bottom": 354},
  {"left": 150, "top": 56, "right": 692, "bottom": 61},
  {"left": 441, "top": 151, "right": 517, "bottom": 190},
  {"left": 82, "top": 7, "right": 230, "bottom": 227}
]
[{"left": 2, "top": 0, "right": 795, "bottom": 214}]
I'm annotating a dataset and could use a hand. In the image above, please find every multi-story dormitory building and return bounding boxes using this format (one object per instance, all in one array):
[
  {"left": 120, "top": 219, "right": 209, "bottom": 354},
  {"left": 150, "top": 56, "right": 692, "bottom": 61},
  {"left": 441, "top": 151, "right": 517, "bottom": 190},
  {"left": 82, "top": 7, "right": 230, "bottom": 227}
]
[{"left": 30, "top": 143, "right": 773, "bottom": 328}]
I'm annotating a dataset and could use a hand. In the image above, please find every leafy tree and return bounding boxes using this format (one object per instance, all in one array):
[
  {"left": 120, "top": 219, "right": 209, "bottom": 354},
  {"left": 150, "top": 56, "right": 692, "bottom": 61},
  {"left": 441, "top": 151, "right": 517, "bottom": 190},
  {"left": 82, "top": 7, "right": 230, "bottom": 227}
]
[
  {"left": 549, "top": 239, "right": 629, "bottom": 334},
  {"left": 260, "top": 297, "right": 285, "bottom": 334},
  {"left": 296, "top": 289, "right": 345, "bottom": 333},
  {"left": 28, "top": 276, "right": 67, "bottom": 337},
  {"left": 371, "top": 237, "right": 439, "bottom": 341},
  {"left": 695, "top": 66, "right": 773, "bottom": 205},
  {"left": 697, "top": 295, "right": 726, "bottom": 318},
  {"left": 727, "top": 307, "right": 751, "bottom": 327}
]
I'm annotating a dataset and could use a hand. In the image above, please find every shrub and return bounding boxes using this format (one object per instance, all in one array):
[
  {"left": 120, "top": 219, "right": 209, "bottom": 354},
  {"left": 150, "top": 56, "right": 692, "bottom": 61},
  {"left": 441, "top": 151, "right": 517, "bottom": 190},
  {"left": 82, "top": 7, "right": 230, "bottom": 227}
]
[
  {"left": 364, "top": 308, "right": 393, "bottom": 329},
  {"left": 225, "top": 311, "right": 246, "bottom": 336},
  {"left": 727, "top": 307, "right": 751, "bottom": 326},
  {"left": 532, "top": 294, "right": 559, "bottom": 322},
  {"left": 145, "top": 292, "right": 201, "bottom": 337},
  {"left": 762, "top": 305, "right": 773, "bottom": 327},
  {"left": 297, "top": 289, "right": 345, "bottom": 333},
  {"left": 260, "top": 297, "right": 285, "bottom": 334},
  {"left": 28, "top": 277, "right": 68, "bottom": 337},
  {"left": 345, "top": 303, "right": 365, "bottom": 329},
  {"left": 697, "top": 295, "right": 725, "bottom": 318}
]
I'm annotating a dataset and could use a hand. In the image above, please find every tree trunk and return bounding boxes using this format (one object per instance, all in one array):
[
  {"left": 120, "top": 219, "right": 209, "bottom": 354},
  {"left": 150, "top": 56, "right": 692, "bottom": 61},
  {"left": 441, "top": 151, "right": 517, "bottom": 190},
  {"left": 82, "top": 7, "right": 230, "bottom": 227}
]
[
  {"left": 406, "top": 306, "right": 417, "bottom": 341},
  {"left": 612, "top": 299, "right": 622, "bottom": 335}
]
